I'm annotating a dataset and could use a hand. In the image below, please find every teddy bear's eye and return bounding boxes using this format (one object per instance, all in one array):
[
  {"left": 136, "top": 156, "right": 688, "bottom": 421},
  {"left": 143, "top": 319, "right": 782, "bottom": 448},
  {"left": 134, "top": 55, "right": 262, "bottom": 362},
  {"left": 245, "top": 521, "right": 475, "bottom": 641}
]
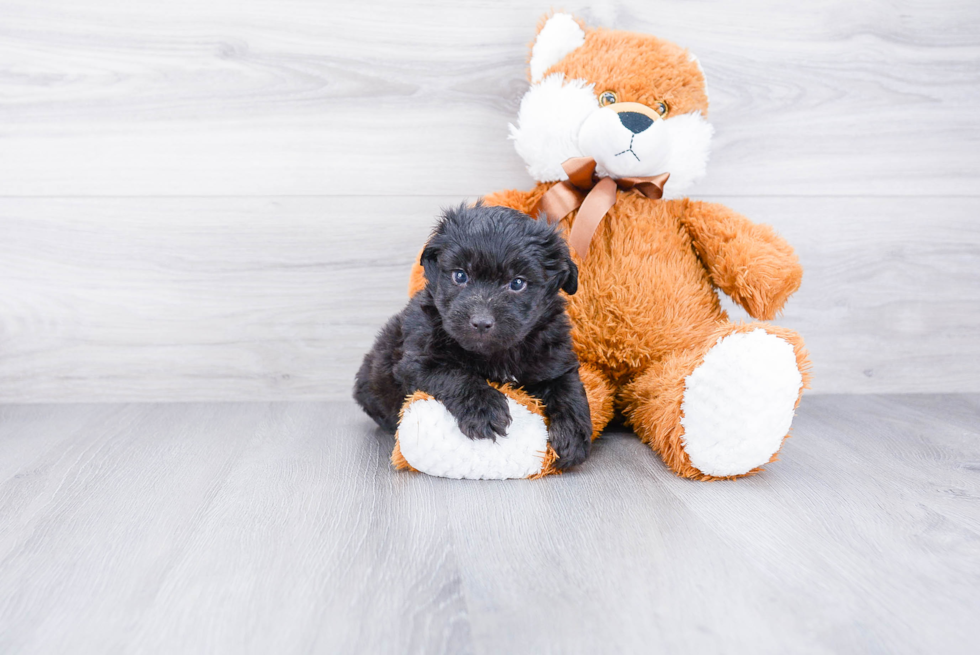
[
  {"left": 654, "top": 101, "right": 669, "bottom": 117},
  {"left": 598, "top": 91, "right": 618, "bottom": 107}
]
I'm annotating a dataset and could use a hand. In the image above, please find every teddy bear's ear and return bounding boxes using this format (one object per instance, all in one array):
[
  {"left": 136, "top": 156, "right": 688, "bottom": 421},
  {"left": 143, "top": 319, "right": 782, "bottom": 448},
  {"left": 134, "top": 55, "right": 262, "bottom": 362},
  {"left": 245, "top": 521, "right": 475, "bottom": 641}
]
[{"left": 529, "top": 13, "right": 587, "bottom": 83}]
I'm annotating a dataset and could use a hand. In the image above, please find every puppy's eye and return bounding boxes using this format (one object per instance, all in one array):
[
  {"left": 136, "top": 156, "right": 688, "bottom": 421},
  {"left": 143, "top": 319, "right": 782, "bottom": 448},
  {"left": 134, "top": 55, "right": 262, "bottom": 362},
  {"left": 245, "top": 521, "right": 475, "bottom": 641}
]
[
  {"left": 654, "top": 101, "right": 668, "bottom": 117},
  {"left": 598, "top": 90, "right": 618, "bottom": 106},
  {"left": 451, "top": 270, "right": 468, "bottom": 285},
  {"left": 509, "top": 277, "right": 527, "bottom": 292}
]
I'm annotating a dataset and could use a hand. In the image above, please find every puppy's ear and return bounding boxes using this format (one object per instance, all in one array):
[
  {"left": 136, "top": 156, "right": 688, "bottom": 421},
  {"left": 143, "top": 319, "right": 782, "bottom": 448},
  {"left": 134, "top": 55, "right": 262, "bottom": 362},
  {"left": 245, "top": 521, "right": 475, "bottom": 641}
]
[
  {"left": 559, "top": 256, "right": 579, "bottom": 295},
  {"left": 543, "top": 227, "right": 578, "bottom": 295},
  {"left": 420, "top": 204, "right": 466, "bottom": 284},
  {"left": 420, "top": 240, "right": 442, "bottom": 283}
]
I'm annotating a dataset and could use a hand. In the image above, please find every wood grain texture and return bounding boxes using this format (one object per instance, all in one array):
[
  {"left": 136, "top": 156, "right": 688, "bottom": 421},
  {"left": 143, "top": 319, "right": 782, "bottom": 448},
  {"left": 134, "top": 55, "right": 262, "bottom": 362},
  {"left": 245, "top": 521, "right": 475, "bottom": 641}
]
[
  {"left": 1, "top": 0, "right": 978, "bottom": 399},
  {"left": 0, "top": 395, "right": 978, "bottom": 653},
  {"left": 1, "top": 195, "right": 977, "bottom": 402},
  {"left": 0, "top": 0, "right": 978, "bottom": 196}
]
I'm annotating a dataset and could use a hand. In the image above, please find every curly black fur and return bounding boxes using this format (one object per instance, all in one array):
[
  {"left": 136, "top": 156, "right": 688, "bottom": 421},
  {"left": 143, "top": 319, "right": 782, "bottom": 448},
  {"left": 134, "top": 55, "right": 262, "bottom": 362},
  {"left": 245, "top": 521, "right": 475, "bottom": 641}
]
[{"left": 354, "top": 202, "right": 593, "bottom": 470}]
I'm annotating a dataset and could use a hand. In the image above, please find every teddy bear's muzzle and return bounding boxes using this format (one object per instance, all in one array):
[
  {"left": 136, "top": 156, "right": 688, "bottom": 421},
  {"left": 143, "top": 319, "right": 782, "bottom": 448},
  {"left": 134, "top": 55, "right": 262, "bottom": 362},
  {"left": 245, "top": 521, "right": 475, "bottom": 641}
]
[{"left": 578, "top": 104, "right": 672, "bottom": 180}]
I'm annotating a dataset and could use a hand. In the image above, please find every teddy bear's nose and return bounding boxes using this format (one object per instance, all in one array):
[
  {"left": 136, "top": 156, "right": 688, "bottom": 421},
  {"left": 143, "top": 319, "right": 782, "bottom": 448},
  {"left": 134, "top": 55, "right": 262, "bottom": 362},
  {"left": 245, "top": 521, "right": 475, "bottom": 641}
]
[{"left": 618, "top": 111, "right": 654, "bottom": 134}]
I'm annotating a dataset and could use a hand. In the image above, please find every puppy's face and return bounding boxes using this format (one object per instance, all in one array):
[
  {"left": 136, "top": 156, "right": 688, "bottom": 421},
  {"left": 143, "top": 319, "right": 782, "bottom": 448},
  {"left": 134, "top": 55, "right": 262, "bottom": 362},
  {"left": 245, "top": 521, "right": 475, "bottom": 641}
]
[{"left": 421, "top": 204, "right": 577, "bottom": 356}]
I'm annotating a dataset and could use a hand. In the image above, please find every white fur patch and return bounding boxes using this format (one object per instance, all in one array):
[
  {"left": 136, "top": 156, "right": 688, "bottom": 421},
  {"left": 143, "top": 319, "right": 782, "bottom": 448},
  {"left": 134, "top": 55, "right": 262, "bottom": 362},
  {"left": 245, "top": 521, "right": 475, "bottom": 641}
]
[
  {"left": 659, "top": 112, "right": 714, "bottom": 198},
  {"left": 530, "top": 13, "right": 586, "bottom": 83},
  {"left": 397, "top": 397, "right": 549, "bottom": 480},
  {"left": 680, "top": 329, "right": 803, "bottom": 477},
  {"left": 578, "top": 107, "right": 673, "bottom": 180},
  {"left": 510, "top": 74, "right": 598, "bottom": 183}
]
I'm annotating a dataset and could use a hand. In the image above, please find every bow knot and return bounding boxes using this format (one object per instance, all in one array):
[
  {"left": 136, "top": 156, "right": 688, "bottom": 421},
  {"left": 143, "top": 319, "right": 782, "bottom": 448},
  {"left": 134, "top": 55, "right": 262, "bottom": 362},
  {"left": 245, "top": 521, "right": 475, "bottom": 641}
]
[{"left": 534, "top": 157, "right": 669, "bottom": 259}]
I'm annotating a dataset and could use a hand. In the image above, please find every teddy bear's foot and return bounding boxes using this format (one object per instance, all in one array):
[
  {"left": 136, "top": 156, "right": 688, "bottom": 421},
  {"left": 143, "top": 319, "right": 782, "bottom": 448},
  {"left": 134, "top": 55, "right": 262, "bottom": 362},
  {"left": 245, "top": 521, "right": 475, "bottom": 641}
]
[
  {"left": 623, "top": 324, "right": 810, "bottom": 480},
  {"left": 680, "top": 328, "right": 804, "bottom": 477},
  {"left": 392, "top": 385, "right": 558, "bottom": 480},
  {"left": 392, "top": 367, "right": 614, "bottom": 479}
]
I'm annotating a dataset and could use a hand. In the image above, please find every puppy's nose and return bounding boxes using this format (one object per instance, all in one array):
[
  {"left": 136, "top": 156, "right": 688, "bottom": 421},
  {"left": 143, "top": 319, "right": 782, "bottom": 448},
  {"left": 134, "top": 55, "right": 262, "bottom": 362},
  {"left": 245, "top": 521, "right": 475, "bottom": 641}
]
[
  {"left": 618, "top": 111, "right": 653, "bottom": 134},
  {"left": 470, "top": 314, "right": 494, "bottom": 333}
]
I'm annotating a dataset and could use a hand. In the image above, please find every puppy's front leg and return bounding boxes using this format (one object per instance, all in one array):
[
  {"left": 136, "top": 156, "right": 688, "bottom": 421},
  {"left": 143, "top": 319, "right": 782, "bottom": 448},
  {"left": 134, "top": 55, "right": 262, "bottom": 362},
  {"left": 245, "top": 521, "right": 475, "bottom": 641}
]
[
  {"left": 418, "top": 370, "right": 512, "bottom": 441},
  {"left": 527, "top": 368, "right": 592, "bottom": 470}
]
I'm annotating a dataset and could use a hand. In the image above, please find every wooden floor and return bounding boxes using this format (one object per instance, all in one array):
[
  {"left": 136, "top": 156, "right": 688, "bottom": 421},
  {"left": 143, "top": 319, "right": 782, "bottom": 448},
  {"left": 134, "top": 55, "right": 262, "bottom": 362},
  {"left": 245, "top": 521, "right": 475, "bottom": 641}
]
[{"left": 1, "top": 395, "right": 977, "bottom": 654}]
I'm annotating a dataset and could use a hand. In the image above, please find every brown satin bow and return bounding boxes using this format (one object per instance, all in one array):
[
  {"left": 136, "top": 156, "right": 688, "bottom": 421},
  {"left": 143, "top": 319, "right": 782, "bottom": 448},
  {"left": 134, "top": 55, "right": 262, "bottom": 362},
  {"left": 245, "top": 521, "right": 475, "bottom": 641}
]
[{"left": 535, "top": 157, "right": 669, "bottom": 259}]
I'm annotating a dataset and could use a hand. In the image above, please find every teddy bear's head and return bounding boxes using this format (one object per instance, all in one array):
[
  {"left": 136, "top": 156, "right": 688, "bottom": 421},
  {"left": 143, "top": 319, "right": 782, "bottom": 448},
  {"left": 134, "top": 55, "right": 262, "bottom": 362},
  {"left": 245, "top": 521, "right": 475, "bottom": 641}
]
[{"left": 510, "top": 13, "right": 714, "bottom": 198}]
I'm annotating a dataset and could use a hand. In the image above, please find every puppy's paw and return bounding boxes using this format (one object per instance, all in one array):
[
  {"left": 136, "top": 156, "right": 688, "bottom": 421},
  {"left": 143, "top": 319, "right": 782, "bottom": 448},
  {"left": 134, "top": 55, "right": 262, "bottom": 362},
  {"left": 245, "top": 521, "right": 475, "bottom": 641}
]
[
  {"left": 548, "top": 418, "right": 592, "bottom": 470},
  {"left": 454, "top": 390, "right": 512, "bottom": 441}
]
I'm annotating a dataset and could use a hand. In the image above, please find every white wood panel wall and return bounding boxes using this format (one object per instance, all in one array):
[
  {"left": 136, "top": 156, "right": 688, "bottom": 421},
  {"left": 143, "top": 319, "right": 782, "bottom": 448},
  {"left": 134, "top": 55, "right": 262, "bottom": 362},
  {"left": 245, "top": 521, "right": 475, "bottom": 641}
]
[{"left": 1, "top": 0, "right": 978, "bottom": 401}]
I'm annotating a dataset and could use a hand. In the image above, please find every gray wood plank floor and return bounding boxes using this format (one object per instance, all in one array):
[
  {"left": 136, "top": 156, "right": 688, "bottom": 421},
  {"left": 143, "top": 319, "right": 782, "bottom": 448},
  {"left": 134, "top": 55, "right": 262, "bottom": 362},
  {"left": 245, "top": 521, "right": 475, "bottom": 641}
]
[{"left": 1, "top": 395, "right": 977, "bottom": 654}]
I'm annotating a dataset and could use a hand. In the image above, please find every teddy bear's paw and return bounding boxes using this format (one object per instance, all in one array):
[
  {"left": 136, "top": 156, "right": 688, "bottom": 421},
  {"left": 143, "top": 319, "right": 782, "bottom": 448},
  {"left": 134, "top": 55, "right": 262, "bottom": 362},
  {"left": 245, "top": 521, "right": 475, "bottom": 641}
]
[
  {"left": 680, "top": 329, "right": 804, "bottom": 477},
  {"left": 395, "top": 395, "right": 550, "bottom": 480}
]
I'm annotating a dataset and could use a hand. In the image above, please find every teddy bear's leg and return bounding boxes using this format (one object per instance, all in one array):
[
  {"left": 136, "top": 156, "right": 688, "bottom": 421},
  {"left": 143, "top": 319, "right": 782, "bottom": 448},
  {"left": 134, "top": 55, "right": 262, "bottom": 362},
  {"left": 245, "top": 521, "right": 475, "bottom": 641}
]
[
  {"left": 392, "top": 385, "right": 557, "bottom": 480},
  {"left": 621, "top": 323, "right": 810, "bottom": 480},
  {"left": 579, "top": 361, "right": 617, "bottom": 440},
  {"left": 391, "top": 364, "right": 614, "bottom": 479}
]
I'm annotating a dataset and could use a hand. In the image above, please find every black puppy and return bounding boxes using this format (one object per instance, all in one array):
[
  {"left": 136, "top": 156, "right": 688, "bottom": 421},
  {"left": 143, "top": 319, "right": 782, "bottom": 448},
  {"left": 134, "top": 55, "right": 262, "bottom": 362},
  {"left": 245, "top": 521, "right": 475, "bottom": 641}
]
[{"left": 354, "top": 202, "right": 592, "bottom": 469}]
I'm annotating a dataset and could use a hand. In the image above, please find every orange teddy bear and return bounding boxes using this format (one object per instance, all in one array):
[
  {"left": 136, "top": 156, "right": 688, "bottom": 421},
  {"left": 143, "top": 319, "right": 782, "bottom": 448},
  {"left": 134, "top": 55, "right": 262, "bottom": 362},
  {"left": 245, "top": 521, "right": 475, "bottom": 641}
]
[{"left": 396, "top": 13, "right": 810, "bottom": 481}]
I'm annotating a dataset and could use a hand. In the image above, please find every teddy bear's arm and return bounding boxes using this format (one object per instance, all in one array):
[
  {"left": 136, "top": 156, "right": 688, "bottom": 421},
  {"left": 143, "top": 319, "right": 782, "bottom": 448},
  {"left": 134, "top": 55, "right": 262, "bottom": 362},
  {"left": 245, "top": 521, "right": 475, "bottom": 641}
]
[{"left": 680, "top": 201, "right": 802, "bottom": 321}]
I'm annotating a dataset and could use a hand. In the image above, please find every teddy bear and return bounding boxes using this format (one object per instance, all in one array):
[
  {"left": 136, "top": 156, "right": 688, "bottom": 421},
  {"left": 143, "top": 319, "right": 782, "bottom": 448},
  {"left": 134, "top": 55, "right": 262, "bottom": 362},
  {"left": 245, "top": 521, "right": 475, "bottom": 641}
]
[{"left": 393, "top": 12, "right": 810, "bottom": 480}]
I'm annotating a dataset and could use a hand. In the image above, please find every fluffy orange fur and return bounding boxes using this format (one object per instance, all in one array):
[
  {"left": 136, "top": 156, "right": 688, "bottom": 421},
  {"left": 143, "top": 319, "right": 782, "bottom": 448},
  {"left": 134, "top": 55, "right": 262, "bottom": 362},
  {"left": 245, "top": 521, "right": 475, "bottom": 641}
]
[{"left": 404, "top": 18, "right": 810, "bottom": 480}]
